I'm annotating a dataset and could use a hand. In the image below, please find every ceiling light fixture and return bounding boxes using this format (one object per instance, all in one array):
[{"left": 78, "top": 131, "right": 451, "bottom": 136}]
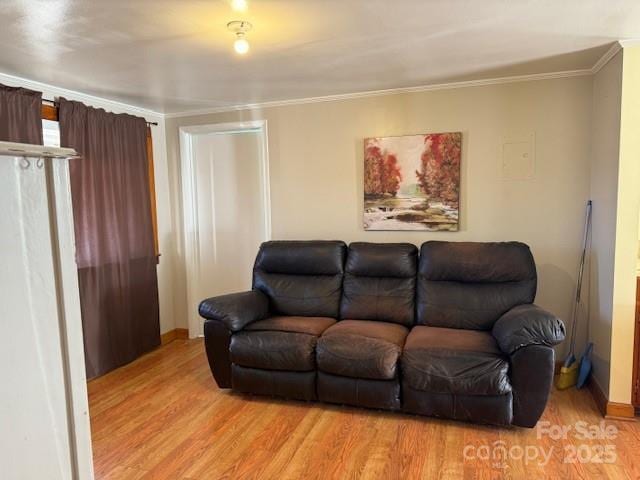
[
  {"left": 227, "top": 20, "right": 252, "bottom": 55},
  {"left": 231, "top": 0, "right": 248, "bottom": 12}
]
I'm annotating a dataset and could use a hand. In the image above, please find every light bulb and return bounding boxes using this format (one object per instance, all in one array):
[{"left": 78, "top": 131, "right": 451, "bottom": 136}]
[
  {"left": 234, "top": 36, "right": 249, "bottom": 54},
  {"left": 231, "top": 0, "right": 248, "bottom": 12}
]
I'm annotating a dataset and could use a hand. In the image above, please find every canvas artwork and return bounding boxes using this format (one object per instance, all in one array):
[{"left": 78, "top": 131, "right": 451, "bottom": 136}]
[{"left": 363, "top": 132, "right": 462, "bottom": 231}]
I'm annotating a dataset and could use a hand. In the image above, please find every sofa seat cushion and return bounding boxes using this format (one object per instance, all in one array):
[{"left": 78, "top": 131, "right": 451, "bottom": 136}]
[
  {"left": 233, "top": 316, "right": 336, "bottom": 372},
  {"left": 317, "top": 320, "right": 408, "bottom": 380},
  {"left": 402, "top": 326, "right": 511, "bottom": 395},
  {"left": 244, "top": 316, "right": 336, "bottom": 336},
  {"left": 230, "top": 331, "right": 318, "bottom": 372}
]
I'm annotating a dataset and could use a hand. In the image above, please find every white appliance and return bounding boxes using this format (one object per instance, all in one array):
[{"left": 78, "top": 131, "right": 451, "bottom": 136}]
[{"left": 0, "top": 141, "right": 94, "bottom": 479}]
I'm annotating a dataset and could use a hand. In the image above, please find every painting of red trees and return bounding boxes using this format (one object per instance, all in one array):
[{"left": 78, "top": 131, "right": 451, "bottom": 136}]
[{"left": 364, "top": 132, "right": 461, "bottom": 231}]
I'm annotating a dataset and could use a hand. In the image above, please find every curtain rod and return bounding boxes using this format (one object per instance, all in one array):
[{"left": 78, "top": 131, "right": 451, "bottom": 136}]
[{"left": 42, "top": 98, "right": 159, "bottom": 126}]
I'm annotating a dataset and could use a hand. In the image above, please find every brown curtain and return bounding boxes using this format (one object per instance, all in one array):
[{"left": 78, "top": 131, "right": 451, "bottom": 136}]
[
  {"left": 59, "top": 98, "right": 160, "bottom": 379},
  {"left": 0, "top": 84, "right": 43, "bottom": 144}
]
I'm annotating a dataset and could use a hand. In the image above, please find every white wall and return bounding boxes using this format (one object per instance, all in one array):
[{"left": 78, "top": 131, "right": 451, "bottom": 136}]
[
  {"left": 0, "top": 154, "right": 93, "bottom": 479},
  {"left": 588, "top": 51, "right": 623, "bottom": 396},
  {"left": 166, "top": 75, "right": 594, "bottom": 343},
  {"left": 0, "top": 72, "right": 177, "bottom": 334}
]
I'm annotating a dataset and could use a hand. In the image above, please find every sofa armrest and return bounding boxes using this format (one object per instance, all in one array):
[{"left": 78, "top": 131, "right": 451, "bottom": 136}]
[
  {"left": 492, "top": 304, "right": 565, "bottom": 355},
  {"left": 198, "top": 290, "right": 269, "bottom": 332}
]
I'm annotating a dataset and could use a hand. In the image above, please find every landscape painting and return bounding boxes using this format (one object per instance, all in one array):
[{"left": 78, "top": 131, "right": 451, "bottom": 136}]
[{"left": 363, "top": 132, "right": 461, "bottom": 231}]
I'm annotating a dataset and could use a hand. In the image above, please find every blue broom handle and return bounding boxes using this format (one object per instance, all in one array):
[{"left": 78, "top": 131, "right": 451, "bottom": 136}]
[
  {"left": 575, "top": 201, "right": 592, "bottom": 304},
  {"left": 569, "top": 200, "right": 592, "bottom": 356}
]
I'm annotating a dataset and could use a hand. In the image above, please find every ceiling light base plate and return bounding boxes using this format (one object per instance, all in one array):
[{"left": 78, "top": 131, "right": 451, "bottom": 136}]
[{"left": 227, "top": 20, "right": 253, "bottom": 34}]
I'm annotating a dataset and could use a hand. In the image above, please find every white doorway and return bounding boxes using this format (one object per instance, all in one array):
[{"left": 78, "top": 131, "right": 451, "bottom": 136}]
[{"left": 180, "top": 121, "right": 271, "bottom": 337}]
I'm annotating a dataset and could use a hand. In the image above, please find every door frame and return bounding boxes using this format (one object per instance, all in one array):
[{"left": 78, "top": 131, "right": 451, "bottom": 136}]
[{"left": 179, "top": 120, "right": 271, "bottom": 338}]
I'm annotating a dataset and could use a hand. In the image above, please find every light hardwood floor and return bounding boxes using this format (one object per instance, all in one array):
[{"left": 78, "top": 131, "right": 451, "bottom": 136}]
[{"left": 88, "top": 339, "right": 640, "bottom": 480}]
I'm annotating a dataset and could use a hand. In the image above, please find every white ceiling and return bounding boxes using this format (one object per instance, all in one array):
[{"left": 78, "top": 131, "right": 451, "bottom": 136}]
[{"left": 1, "top": 0, "right": 640, "bottom": 114}]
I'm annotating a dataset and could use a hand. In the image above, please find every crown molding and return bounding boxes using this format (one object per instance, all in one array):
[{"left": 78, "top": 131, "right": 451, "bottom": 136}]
[
  {"left": 164, "top": 68, "right": 592, "bottom": 118},
  {"left": 591, "top": 42, "right": 623, "bottom": 74},
  {"left": 591, "top": 39, "right": 640, "bottom": 74},
  {"left": 0, "top": 71, "right": 164, "bottom": 121}
]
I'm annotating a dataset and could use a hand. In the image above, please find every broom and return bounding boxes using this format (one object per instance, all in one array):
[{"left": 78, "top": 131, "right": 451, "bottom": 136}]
[{"left": 556, "top": 200, "right": 592, "bottom": 390}]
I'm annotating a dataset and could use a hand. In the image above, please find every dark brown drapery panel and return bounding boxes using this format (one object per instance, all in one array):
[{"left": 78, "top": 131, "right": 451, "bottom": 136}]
[
  {"left": 0, "top": 84, "right": 43, "bottom": 144},
  {"left": 59, "top": 98, "right": 160, "bottom": 379}
]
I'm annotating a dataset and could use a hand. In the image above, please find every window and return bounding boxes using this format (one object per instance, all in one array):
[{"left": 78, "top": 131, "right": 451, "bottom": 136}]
[{"left": 42, "top": 119, "right": 60, "bottom": 147}]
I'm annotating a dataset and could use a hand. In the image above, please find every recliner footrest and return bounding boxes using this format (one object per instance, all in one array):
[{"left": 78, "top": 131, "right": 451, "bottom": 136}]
[
  {"left": 317, "top": 371, "right": 400, "bottom": 410},
  {"left": 231, "top": 364, "right": 316, "bottom": 401},
  {"left": 402, "top": 382, "right": 513, "bottom": 426}
]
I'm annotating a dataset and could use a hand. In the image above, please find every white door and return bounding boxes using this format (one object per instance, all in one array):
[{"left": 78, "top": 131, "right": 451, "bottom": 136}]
[{"left": 181, "top": 123, "right": 270, "bottom": 337}]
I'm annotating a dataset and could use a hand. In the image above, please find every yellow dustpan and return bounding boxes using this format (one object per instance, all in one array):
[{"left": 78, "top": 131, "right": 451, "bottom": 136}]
[{"left": 556, "top": 361, "right": 579, "bottom": 390}]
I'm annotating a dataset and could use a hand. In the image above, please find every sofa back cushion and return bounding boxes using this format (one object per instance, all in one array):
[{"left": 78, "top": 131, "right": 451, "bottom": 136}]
[
  {"left": 417, "top": 241, "right": 536, "bottom": 330},
  {"left": 253, "top": 240, "right": 346, "bottom": 317},
  {"left": 340, "top": 242, "right": 418, "bottom": 326}
]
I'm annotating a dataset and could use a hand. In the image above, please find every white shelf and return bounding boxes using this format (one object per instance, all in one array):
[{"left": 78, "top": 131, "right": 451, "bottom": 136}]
[{"left": 0, "top": 140, "right": 77, "bottom": 159}]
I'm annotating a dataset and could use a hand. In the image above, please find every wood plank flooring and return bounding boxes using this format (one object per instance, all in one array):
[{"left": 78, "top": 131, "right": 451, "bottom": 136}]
[{"left": 88, "top": 339, "right": 640, "bottom": 479}]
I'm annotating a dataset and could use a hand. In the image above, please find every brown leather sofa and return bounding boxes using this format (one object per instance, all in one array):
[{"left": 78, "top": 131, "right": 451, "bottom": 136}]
[{"left": 199, "top": 241, "right": 565, "bottom": 427}]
